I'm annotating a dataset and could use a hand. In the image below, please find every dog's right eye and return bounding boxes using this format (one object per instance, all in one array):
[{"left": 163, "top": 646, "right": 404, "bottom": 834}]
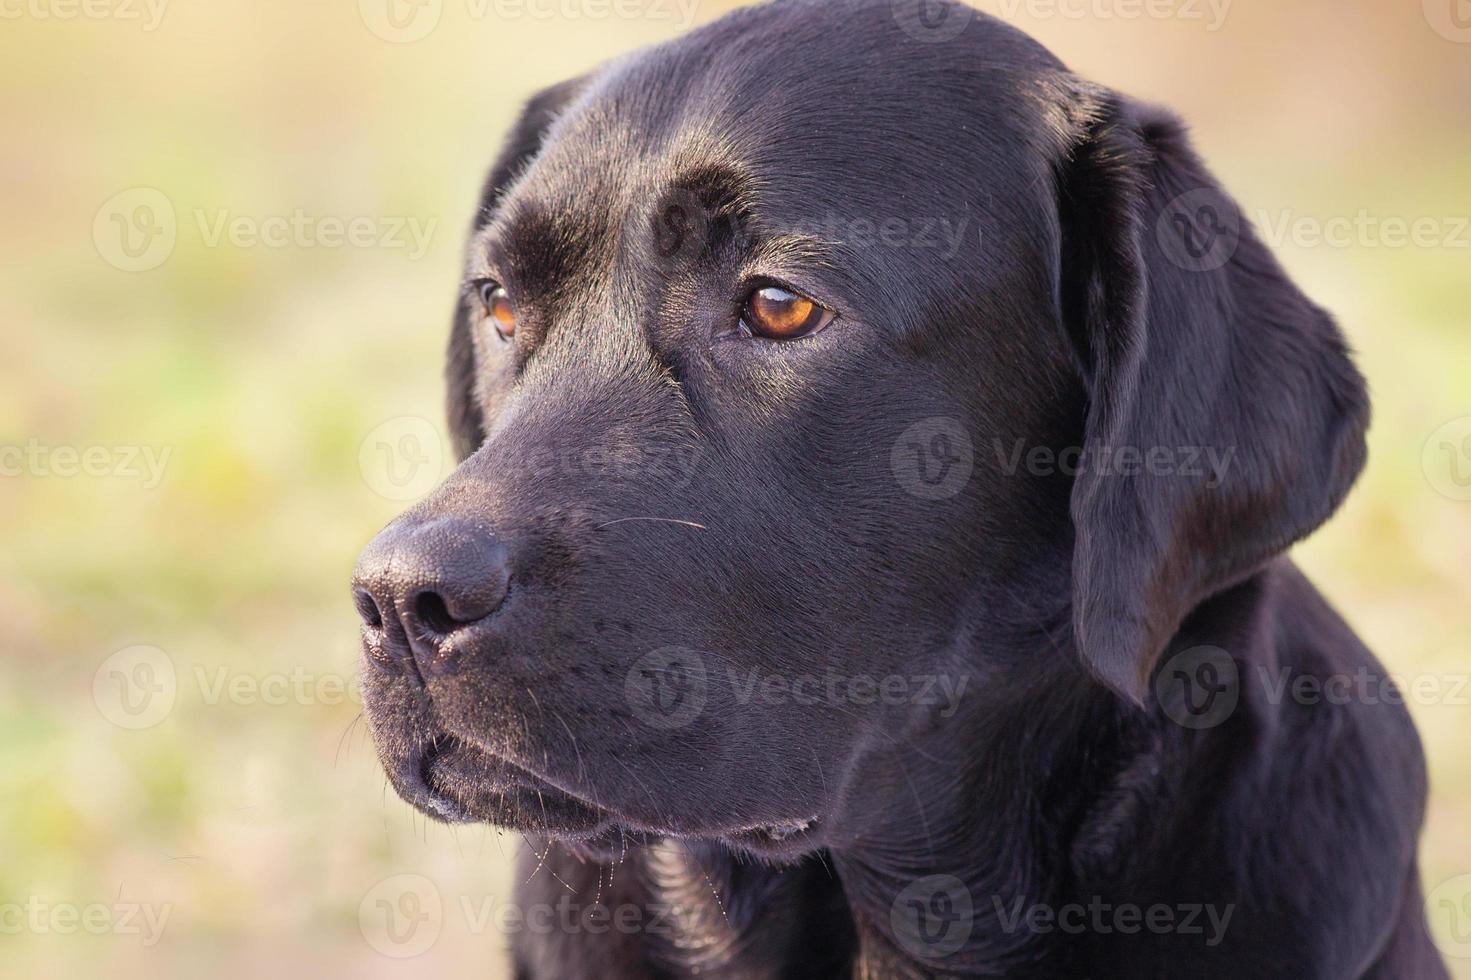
[
  {"left": 739, "top": 285, "right": 835, "bottom": 341},
  {"left": 475, "top": 281, "right": 517, "bottom": 341}
]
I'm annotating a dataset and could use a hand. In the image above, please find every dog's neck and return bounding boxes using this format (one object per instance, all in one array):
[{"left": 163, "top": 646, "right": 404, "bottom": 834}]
[{"left": 828, "top": 664, "right": 1127, "bottom": 978}]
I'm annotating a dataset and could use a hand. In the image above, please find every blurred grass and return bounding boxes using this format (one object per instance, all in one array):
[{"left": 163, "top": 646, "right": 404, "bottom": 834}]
[{"left": 1, "top": 0, "right": 1468, "bottom": 975}]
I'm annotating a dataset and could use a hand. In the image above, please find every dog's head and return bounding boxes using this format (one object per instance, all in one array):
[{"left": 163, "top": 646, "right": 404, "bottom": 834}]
[{"left": 353, "top": 0, "right": 1367, "bottom": 858}]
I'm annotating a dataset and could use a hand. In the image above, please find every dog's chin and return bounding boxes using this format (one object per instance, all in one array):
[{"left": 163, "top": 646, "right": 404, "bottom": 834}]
[
  {"left": 382, "top": 733, "right": 825, "bottom": 861},
  {"left": 394, "top": 735, "right": 614, "bottom": 837}
]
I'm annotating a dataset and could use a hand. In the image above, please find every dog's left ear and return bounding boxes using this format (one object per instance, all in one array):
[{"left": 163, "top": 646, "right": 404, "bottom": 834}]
[{"left": 1051, "top": 83, "right": 1369, "bottom": 705}]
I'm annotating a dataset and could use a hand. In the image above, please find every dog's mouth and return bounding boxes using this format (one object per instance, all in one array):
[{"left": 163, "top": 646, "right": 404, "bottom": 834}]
[
  {"left": 396, "top": 734, "right": 611, "bottom": 837},
  {"left": 386, "top": 731, "right": 822, "bottom": 857}
]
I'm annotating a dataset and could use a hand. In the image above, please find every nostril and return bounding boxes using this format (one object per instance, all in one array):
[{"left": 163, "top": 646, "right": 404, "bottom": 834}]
[
  {"left": 353, "top": 588, "right": 384, "bottom": 628},
  {"left": 413, "top": 590, "right": 460, "bottom": 635}
]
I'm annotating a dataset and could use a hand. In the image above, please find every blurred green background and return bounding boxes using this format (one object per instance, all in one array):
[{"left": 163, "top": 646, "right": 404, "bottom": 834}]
[{"left": 1, "top": 0, "right": 1468, "bottom": 974}]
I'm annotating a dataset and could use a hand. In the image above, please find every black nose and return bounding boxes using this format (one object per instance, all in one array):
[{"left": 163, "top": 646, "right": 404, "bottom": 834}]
[{"left": 351, "top": 516, "right": 510, "bottom": 678}]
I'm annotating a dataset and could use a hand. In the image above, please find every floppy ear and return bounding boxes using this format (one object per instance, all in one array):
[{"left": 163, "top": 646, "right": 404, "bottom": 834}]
[
  {"left": 1053, "top": 85, "right": 1369, "bottom": 705},
  {"left": 446, "top": 77, "right": 586, "bottom": 458}
]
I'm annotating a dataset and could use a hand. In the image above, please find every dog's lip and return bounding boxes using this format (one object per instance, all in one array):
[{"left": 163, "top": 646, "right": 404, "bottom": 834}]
[
  {"left": 415, "top": 736, "right": 613, "bottom": 837},
  {"left": 397, "top": 733, "right": 828, "bottom": 848},
  {"left": 384, "top": 743, "right": 477, "bottom": 824}
]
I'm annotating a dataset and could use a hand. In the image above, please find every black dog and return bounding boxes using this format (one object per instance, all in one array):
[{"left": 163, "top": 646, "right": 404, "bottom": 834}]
[{"left": 352, "top": 1, "right": 1446, "bottom": 975}]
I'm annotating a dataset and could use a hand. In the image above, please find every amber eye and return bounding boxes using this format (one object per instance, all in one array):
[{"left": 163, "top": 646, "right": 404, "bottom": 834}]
[
  {"left": 477, "top": 281, "right": 516, "bottom": 339},
  {"left": 740, "top": 286, "right": 835, "bottom": 340}
]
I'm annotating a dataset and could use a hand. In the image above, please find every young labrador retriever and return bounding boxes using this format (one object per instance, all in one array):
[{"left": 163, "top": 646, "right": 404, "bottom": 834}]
[{"left": 351, "top": 0, "right": 1447, "bottom": 975}]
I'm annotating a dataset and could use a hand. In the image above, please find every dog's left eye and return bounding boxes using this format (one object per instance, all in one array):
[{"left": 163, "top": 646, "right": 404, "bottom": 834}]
[
  {"left": 739, "top": 286, "right": 835, "bottom": 340},
  {"left": 476, "top": 281, "right": 516, "bottom": 340}
]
